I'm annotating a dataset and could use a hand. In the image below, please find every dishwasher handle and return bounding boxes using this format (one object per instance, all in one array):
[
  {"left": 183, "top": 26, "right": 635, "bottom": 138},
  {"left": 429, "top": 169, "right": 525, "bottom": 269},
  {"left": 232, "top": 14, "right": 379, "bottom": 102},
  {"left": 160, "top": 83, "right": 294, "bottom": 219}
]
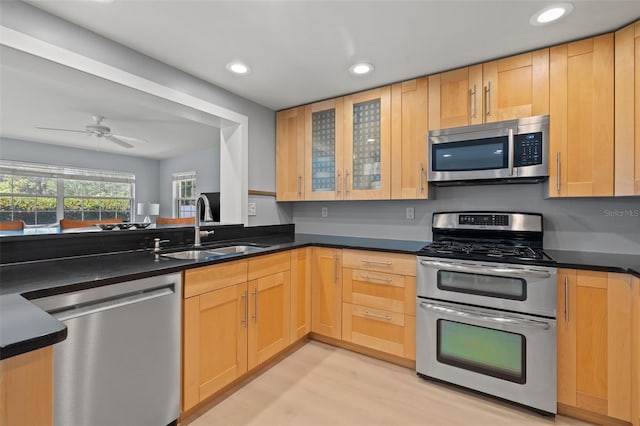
[{"left": 51, "top": 286, "right": 174, "bottom": 322}]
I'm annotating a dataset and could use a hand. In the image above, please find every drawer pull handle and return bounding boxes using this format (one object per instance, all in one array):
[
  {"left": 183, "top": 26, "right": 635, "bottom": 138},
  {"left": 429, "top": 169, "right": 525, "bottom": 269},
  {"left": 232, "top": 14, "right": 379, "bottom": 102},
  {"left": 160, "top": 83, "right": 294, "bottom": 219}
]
[
  {"left": 361, "top": 275, "right": 392, "bottom": 283},
  {"left": 361, "top": 311, "right": 392, "bottom": 321},
  {"left": 361, "top": 259, "right": 392, "bottom": 266}
]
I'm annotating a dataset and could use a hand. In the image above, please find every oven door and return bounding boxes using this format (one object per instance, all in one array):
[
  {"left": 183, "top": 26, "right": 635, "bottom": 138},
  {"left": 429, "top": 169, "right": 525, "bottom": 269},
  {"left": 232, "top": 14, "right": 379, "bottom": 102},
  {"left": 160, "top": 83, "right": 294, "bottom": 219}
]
[
  {"left": 417, "top": 257, "right": 557, "bottom": 318},
  {"left": 416, "top": 298, "right": 556, "bottom": 414}
]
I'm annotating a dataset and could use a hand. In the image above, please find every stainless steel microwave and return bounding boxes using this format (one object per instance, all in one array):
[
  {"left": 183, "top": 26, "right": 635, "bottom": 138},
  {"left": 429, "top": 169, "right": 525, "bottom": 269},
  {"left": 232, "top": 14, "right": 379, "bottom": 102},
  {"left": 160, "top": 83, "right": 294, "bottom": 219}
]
[{"left": 428, "top": 115, "right": 549, "bottom": 185}]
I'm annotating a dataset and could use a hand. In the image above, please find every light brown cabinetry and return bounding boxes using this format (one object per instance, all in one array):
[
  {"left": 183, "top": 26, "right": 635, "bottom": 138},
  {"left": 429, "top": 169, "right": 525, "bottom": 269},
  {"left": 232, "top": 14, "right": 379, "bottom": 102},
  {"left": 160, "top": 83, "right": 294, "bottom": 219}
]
[
  {"left": 290, "top": 247, "right": 311, "bottom": 341},
  {"left": 276, "top": 106, "right": 305, "bottom": 201},
  {"left": 634, "top": 276, "right": 640, "bottom": 426},
  {"left": 615, "top": 20, "right": 640, "bottom": 196},
  {"left": 343, "top": 87, "right": 392, "bottom": 200},
  {"left": 428, "top": 49, "right": 549, "bottom": 130},
  {"left": 391, "top": 77, "right": 429, "bottom": 199},
  {"left": 0, "top": 346, "right": 53, "bottom": 426},
  {"left": 341, "top": 250, "right": 416, "bottom": 360},
  {"left": 557, "top": 269, "right": 636, "bottom": 423},
  {"left": 549, "top": 34, "right": 615, "bottom": 197},
  {"left": 183, "top": 254, "right": 292, "bottom": 411},
  {"left": 311, "top": 247, "right": 343, "bottom": 339}
]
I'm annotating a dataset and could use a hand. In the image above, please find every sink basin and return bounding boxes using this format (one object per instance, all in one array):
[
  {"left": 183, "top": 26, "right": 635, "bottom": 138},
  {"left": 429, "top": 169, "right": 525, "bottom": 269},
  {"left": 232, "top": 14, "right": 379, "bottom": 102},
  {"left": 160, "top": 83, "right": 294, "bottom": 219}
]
[{"left": 160, "top": 243, "right": 270, "bottom": 260}]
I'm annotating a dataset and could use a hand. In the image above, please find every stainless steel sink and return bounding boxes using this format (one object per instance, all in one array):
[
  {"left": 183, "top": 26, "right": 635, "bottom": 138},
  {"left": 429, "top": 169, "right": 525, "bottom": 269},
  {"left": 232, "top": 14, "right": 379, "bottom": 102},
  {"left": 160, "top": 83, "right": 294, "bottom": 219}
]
[{"left": 160, "top": 244, "right": 269, "bottom": 260}]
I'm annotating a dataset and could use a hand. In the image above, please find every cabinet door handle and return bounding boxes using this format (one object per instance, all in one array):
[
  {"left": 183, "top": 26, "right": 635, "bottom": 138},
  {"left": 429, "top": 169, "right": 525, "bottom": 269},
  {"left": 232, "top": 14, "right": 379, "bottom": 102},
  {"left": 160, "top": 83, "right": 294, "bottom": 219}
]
[
  {"left": 361, "top": 311, "right": 392, "bottom": 321},
  {"left": 485, "top": 81, "right": 492, "bottom": 117},
  {"left": 252, "top": 288, "right": 258, "bottom": 323},
  {"left": 564, "top": 277, "right": 569, "bottom": 322},
  {"left": 361, "top": 259, "right": 392, "bottom": 266},
  {"left": 419, "top": 162, "right": 425, "bottom": 193},
  {"left": 242, "top": 290, "right": 248, "bottom": 327},
  {"left": 345, "top": 169, "right": 350, "bottom": 194},
  {"left": 470, "top": 84, "right": 477, "bottom": 119},
  {"left": 297, "top": 175, "right": 302, "bottom": 197},
  {"left": 333, "top": 254, "right": 339, "bottom": 283},
  {"left": 361, "top": 275, "right": 392, "bottom": 283},
  {"left": 556, "top": 152, "right": 561, "bottom": 192}
]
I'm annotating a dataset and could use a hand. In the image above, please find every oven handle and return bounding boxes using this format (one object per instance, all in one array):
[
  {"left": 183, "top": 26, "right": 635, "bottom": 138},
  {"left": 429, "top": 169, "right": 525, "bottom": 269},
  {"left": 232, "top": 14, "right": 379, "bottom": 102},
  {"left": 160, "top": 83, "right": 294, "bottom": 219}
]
[
  {"left": 419, "top": 301, "right": 551, "bottom": 330},
  {"left": 419, "top": 260, "right": 551, "bottom": 279}
]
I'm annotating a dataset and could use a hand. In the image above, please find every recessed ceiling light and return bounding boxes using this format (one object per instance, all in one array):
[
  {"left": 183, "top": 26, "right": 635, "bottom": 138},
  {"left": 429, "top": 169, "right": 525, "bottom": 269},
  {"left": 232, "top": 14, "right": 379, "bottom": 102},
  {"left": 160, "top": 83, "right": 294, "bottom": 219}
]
[
  {"left": 530, "top": 3, "right": 574, "bottom": 26},
  {"left": 226, "top": 62, "right": 251, "bottom": 75},
  {"left": 349, "top": 63, "right": 374, "bottom": 75}
]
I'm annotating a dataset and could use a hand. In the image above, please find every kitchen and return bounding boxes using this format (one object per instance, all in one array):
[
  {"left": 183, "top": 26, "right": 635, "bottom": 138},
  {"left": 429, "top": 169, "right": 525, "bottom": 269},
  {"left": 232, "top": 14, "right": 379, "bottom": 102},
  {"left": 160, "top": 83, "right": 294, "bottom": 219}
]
[{"left": 1, "top": 1, "right": 639, "bottom": 426}]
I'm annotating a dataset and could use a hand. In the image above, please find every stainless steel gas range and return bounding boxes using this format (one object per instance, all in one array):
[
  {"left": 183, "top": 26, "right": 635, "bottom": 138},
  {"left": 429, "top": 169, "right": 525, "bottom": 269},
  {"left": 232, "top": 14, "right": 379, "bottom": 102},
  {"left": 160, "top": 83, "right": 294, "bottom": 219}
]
[{"left": 416, "top": 211, "right": 557, "bottom": 415}]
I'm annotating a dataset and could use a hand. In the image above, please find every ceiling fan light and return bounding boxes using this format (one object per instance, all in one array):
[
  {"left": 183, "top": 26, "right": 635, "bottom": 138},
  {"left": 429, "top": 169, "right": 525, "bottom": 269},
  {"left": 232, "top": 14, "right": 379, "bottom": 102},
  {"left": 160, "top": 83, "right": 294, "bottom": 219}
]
[{"left": 530, "top": 3, "right": 573, "bottom": 26}]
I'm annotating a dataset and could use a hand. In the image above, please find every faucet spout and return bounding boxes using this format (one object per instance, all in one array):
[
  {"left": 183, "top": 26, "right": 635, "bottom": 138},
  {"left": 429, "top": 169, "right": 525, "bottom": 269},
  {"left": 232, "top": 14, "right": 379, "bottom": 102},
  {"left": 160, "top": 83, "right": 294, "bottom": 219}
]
[{"left": 194, "top": 195, "right": 214, "bottom": 247}]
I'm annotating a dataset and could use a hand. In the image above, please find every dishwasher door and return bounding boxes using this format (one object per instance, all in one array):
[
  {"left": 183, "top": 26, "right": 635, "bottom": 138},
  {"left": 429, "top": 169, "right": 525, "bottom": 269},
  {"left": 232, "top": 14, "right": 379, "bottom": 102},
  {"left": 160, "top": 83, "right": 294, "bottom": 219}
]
[{"left": 32, "top": 273, "right": 181, "bottom": 426}]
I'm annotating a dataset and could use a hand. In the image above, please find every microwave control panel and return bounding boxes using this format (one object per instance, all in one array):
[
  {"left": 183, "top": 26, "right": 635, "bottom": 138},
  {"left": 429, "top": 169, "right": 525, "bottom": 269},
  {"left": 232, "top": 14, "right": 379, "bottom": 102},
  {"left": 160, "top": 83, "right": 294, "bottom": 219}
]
[{"left": 514, "top": 132, "right": 543, "bottom": 166}]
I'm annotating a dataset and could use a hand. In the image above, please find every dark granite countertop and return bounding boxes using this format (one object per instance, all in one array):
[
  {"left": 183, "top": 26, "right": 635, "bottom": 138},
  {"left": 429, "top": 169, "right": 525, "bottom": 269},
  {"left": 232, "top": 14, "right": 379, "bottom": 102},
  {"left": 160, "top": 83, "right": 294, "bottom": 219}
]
[{"left": 0, "top": 232, "right": 637, "bottom": 360}]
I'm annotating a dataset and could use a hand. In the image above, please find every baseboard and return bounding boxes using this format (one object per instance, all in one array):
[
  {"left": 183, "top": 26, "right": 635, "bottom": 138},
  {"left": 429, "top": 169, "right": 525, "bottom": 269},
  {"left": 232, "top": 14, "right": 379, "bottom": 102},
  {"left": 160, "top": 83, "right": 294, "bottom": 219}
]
[{"left": 558, "top": 403, "right": 631, "bottom": 426}]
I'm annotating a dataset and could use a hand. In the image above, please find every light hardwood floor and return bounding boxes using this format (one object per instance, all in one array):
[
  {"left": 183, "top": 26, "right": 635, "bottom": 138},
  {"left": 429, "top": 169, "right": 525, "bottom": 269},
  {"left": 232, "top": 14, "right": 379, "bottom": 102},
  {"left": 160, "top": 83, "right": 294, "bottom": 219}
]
[{"left": 189, "top": 341, "right": 593, "bottom": 426}]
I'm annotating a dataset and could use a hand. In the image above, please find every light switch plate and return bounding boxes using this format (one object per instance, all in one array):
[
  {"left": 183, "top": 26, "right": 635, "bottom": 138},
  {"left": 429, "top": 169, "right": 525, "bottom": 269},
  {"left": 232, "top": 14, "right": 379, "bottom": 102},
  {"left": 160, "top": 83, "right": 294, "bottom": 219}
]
[{"left": 248, "top": 202, "right": 257, "bottom": 216}]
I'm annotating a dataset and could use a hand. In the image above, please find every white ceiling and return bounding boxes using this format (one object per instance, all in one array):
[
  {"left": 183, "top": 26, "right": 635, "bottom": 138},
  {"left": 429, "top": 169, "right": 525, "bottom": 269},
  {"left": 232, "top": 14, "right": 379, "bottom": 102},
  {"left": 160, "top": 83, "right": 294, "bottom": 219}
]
[
  {"left": 0, "top": 45, "right": 221, "bottom": 159},
  {"left": 25, "top": 0, "right": 640, "bottom": 111}
]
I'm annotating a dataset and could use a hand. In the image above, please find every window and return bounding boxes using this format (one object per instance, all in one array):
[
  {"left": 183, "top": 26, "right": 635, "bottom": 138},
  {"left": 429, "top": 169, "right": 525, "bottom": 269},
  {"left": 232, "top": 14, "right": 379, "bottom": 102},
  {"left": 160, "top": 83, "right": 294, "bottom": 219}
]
[
  {"left": 0, "top": 160, "right": 135, "bottom": 225},
  {"left": 173, "top": 172, "right": 196, "bottom": 218}
]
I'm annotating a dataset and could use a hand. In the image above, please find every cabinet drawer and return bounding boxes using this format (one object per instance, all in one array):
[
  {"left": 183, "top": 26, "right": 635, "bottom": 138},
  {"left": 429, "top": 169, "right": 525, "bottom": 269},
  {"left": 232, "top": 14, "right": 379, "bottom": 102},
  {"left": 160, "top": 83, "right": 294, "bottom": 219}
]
[
  {"left": 343, "top": 268, "right": 416, "bottom": 315},
  {"left": 342, "top": 249, "right": 416, "bottom": 276},
  {"left": 248, "top": 251, "right": 291, "bottom": 281},
  {"left": 342, "top": 303, "right": 416, "bottom": 360},
  {"left": 184, "top": 260, "right": 248, "bottom": 298}
]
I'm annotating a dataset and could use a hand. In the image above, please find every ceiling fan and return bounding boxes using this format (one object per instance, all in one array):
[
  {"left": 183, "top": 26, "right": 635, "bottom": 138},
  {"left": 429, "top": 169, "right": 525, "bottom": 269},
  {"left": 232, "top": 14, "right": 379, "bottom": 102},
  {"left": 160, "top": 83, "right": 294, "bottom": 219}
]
[{"left": 36, "top": 115, "right": 147, "bottom": 149}]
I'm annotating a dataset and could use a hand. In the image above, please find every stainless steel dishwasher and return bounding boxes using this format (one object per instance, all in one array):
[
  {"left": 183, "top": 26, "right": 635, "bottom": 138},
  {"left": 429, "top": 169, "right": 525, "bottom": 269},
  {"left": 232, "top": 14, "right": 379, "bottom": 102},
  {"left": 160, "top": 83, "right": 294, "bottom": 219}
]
[{"left": 32, "top": 273, "right": 181, "bottom": 426}]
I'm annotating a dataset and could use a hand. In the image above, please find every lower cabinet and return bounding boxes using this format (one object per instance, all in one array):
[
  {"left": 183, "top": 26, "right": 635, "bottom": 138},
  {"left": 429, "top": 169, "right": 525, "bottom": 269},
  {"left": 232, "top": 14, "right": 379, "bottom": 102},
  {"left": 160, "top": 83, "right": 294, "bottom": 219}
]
[
  {"left": 182, "top": 253, "right": 292, "bottom": 412},
  {"left": 291, "top": 247, "right": 311, "bottom": 341},
  {"left": 557, "top": 269, "right": 637, "bottom": 423},
  {"left": 311, "top": 247, "right": 343, "bottom": 339}
]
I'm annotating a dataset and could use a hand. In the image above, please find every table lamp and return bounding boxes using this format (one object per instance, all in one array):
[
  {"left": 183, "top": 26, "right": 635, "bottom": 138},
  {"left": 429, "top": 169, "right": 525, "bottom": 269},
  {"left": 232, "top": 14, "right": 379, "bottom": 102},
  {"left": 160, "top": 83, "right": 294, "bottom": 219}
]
[{"left": 137, "top": 202, "right": 160, "bottom": 223}]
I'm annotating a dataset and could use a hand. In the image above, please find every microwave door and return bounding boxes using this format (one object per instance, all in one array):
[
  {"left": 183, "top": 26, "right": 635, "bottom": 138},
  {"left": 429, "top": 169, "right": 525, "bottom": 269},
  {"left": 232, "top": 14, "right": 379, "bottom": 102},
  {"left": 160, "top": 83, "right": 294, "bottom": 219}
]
[{"left": 429, "top": 135, "right": 510, "bottom": 182}]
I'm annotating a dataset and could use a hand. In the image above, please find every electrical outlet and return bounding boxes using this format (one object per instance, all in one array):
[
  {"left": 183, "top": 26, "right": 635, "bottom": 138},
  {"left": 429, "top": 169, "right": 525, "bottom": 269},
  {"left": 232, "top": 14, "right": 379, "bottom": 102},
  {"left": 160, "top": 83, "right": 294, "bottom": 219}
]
[
  {"left": 248, "top": 202, "right": 257, "bottom": 216},
  {"left": 406, "top": 207, "right": 415, "bottom": 220},
  {"left": 321, "top": 207, "right": 328, "bottom": 217}
]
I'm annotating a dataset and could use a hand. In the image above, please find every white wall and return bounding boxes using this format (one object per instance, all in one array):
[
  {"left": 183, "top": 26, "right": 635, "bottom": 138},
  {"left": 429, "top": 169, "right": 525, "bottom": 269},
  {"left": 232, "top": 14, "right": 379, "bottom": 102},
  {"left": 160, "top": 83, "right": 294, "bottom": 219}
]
[
  {"left": 0, "top": 1, "right": 289, "bottom": 226},
  {"left": 292, "top": 184, "right": 640, "bottom": 254}
]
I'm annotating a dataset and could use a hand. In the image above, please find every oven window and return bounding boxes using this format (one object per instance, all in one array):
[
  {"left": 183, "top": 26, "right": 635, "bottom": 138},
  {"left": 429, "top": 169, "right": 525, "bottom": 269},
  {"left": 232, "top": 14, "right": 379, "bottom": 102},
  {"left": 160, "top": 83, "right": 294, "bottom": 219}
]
[
  {"left": 431, "top": 137, "right": 509, "bottom": 172},
  {"left": 437, "top": 320, "right": 526, "bottom": 384},
  {"left": 437, "top": 271, "right": 526, "bottom": 301}
]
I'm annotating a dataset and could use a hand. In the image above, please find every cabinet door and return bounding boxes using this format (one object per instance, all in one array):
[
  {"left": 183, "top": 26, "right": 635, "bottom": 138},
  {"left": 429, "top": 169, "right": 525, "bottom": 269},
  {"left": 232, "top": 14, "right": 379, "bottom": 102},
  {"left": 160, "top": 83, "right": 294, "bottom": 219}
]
[
  {"left": 183, "top": 283, "right": 247, "bottom": 411},
  {"left": 291, "top": 247, "right": 311, "bottom": 341},
  {"left": 614, "top": 20, "right": 640, "bottom": 196},
  {"left": 311, "top": 247, "right": 342, "bottom": 338},
  {"left": 247, "top": 270, "right": 291, "bottom": 370},
  {"left": 428, "top": 65, "right": 483, "bottom": 130},
  {"left": 276, "top": 106, "right": 305, "bottom": 201},
  {"left": 304, "top": 99, "right": 345, "bottom": 200},
  {"left": 343, "top": 87, "right": 391, "bottom": 200},
  {"left": 549, "top": 34, "right": 614, "bottom": 197},
  {"left": 391, "top": 78, "right": 429, "bottom": 199},
  {"left": 633, "top": 276, "right": 640, "bottom": 426},
  {"left": 556, "top": 269, "right": 633, "bottom": 421},
  {"left": 482, "top": 49, "right": 549, "bottom": 122}
]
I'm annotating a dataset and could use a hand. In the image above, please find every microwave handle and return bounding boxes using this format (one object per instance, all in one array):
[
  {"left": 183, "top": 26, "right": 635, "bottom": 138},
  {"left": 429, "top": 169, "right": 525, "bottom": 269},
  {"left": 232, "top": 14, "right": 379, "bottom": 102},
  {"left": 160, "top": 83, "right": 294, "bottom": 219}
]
[{"left": 508, "top": 128, "right": 514, "bottom": 176}]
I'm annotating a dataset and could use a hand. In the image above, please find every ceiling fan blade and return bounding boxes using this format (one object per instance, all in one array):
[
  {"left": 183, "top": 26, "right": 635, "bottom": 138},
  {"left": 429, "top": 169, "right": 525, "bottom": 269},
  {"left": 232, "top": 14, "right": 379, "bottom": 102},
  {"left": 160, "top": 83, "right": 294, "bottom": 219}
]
[
  {"left": 36, "top": 127, "right": 88, "bottom": 134},
  {"left": 111, "top": 134, "right": 148, "bottom": 144},
  {"left": 104, "top": 135, "right": 134, "bottom": 148}
]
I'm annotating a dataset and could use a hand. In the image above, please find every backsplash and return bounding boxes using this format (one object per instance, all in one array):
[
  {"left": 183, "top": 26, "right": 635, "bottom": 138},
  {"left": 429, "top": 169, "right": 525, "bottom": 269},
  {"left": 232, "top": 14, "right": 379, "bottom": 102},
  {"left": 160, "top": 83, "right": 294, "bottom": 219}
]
[{"left": 292, "top": 184, "right": 640, "bottom": 254}]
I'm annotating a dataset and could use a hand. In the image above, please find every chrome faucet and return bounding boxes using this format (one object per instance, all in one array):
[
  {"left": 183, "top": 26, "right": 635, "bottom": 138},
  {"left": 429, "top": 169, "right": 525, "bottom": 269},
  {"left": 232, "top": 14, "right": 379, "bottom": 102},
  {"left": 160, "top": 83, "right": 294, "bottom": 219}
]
[{"left": 194, "top": 195, "right": 214, "bottom": 247}]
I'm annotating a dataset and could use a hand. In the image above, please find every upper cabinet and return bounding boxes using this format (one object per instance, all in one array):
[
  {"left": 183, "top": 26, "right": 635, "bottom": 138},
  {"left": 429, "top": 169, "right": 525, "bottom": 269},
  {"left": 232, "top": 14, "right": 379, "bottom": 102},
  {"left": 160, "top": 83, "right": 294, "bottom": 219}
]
[
  {"left": 428, "top": 49, "right": 549, "bottom": 130},
  {"left": 276, "top": 106, "right": 305, "bottom": 201},
  {"left": 549, "top": 34, "right": 615, "bottom": 197},
  {"left": 304, "top": 98, "right": 344, "bottom": 200},
  {"left": 391, "top": 78, "right": 429, "bottom": 199},
  {"left": 343, "top": 87, "right": 392, "bottom": 200},
  {"left": 615, "top": 20, "right": 640, "bottom": 196}
]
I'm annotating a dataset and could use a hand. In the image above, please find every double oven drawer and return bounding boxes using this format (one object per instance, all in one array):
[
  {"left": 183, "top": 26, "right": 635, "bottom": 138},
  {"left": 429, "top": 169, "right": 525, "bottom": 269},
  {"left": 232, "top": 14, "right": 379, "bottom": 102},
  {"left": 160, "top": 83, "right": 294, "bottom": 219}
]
[{"left": 342, "top": 250, "right": 416, "bottom": 360}]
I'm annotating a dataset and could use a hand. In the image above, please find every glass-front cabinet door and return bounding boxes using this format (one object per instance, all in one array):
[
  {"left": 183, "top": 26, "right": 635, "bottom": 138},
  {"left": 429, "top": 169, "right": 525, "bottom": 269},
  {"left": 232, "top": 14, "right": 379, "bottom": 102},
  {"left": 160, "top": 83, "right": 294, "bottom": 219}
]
[
  {"left": 344, "top": 87, "right": 391, "bottom": 200},
  {"left": 304, "top": 99, "right": 344, "bottom": 200}
]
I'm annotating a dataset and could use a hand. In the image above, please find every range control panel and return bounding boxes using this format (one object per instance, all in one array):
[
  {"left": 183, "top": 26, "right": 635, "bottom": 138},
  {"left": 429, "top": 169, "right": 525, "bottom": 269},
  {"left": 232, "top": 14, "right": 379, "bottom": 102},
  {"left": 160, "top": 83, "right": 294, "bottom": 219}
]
[
  {"left": 514, "top": 132, "right": 543, "bottom": 166},
  {"left": 459, "top": 214, "right": 510, "bottom": 226}
]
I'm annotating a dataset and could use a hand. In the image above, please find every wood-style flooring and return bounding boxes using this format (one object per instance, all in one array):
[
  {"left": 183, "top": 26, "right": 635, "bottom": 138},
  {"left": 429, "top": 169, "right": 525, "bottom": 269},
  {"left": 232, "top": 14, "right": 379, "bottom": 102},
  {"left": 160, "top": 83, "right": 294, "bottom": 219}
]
[{"left": 189, "top": 341, "right": 593, "bottom": 426}]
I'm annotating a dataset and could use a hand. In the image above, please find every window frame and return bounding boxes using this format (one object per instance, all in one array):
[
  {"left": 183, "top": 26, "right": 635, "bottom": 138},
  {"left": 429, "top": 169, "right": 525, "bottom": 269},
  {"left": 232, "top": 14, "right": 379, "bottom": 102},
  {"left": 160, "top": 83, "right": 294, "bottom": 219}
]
[{"left": 172, "top": 171, "right": 197, "bottom": 218}]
